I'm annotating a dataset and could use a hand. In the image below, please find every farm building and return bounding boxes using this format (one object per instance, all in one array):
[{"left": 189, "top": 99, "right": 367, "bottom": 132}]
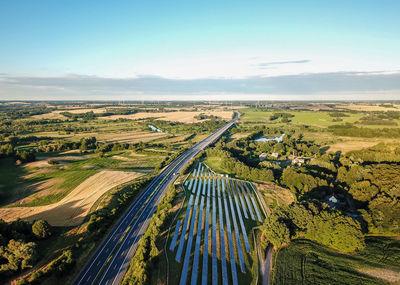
[{"left": 259, "top": 152, "right": 268, "bottom": 160}]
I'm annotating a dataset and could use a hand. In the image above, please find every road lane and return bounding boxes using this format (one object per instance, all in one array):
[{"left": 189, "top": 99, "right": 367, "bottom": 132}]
[{"left": 74, "top": 113, "right": 238, "bottom": 285}]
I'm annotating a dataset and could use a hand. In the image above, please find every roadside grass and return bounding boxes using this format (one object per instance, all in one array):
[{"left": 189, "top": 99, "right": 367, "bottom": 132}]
[
  {"left": 272, "top": 237, "right": 400, "bottom": 285},
  {"left": 148, "top": 185, "right": 187, "bottom": 285}
]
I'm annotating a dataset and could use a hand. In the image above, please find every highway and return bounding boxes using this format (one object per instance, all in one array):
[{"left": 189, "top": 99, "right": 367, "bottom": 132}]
[{"left": 73, "top": 112, "right": 238, "bottom": 285}]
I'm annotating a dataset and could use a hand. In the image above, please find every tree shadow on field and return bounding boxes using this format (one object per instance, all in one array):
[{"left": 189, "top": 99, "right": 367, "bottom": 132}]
[
  {"left": 319, "top": 146, "right": 330, "bottom": 155},
  {"left": 25, "top": 199, "right": 88, "bottom": 227}
]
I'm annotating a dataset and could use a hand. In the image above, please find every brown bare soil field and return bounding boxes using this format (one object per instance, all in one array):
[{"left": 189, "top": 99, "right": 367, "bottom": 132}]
[
  {"left": 0, "top": 170, "right": 142, "bottom": 226},
  {"left": 100, "top": 110, "right": 233, "bottom": 123},
  {"left": 358, "top": 268, "right": 400, "bottom": 283}
]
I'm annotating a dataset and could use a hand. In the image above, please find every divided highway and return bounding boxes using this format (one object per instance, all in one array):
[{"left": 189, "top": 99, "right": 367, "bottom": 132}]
[{"left": 74, "top": 113, "right": 238, "bottom": 285}]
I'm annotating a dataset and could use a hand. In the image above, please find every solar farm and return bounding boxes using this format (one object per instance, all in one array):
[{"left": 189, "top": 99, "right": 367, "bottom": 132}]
[{"left": 168, "top": 163, "right": 264, "bottom": 285}]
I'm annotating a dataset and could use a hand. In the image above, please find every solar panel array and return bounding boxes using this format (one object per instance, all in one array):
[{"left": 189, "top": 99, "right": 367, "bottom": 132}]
[{"left": 171, "top": 163, "right": 264, "bottom": 285}]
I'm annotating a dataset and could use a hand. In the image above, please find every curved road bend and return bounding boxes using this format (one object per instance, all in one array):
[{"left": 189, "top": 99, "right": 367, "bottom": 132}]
[{"left": 74, "top": 112, "right": 238, "bottom": 285}]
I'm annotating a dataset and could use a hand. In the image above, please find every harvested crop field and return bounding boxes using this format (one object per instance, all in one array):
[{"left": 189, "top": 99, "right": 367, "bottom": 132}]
[
  {"left": 231, "top": 133, "right": 250, "bottom": 140},
  {"left": 340, "top": 104, "right": 400, "bottom": 112},
  {"left": 31, "top": 108, "right": 110, "bottom": 119},
  {"left": 0, "top": 170, "right": 142, "bottom": 226},
  {"left": 100, "top": 110, "right": 233, "bottom": 123},
  {"left": 327, "top": 141, "right": 378, "bottom": 153},
  {"left": 257, "top": 183, "right": 295, "bottom": 210},
  {"left": 104, "top": 132, "right": 167, "bottom": 143},
  {"left": 32, "top": 130, "right": 168, "bottom": 143},
  {"left": 358, "top": 268, "right": 400, "bottom": 283}
]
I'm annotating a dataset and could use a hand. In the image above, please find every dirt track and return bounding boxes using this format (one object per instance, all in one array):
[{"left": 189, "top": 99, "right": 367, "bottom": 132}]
[{"left": 0, "top": 170, "right": 142, "bottom": 226}]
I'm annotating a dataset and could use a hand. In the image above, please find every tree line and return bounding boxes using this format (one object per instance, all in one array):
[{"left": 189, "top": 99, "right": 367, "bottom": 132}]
[
  {"left": 0, "top": 219, "right": 52, "bottom": 282},
  {"left": 122, "top": 184, "right": 178, "bottom": 285}
]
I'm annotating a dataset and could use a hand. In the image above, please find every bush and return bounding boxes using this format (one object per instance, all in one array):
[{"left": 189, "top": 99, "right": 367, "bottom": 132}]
[
  {"left": 32, "top": 220, "right": 52, "bottom": 239},
  {"left": 16, "top": 150, "right": 36, "bottom": 163}
]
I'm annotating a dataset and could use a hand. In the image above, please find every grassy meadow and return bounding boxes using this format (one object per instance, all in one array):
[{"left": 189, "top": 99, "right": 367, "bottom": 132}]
[
  {"left": 272, "top": 237, "right": 400, "bottom": 285},
  {"left": 239, "top": 108, "right": 400, "bottom": 128},
  {"left": 0, "top": 149, "right": 166, "bottom": 207}
]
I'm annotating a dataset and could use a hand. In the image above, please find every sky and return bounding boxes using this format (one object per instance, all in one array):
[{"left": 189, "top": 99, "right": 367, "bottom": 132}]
[{"left": 0, "top": 0, "right": 400, "bottom": 100}]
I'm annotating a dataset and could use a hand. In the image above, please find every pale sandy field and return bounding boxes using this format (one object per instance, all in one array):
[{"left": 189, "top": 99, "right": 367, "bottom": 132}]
[
  {"left": 31, "top": 108, "right": 109, "bottom": 119},
  {"left": 327, "top": 141, "right": 378, "bottom": 153},
  {"left": 358, "top": 268, "right": 400, "bottom": 283},
  {"left": 339, "top": 103, "right": 400, "bottom": 112},
  {"left": 104, "top": 132, "right": 167, "bottom": 143},
  {"left": 32, "top": 130, "right": 168, "bottom": 143},
  {"left": 31, "top": 107, "right": 235, "bottom": 121},
  {"left": 0, "top": 170, "right": 142, "bottom": 226},
  {"left": 231, "top": 133, "right": 250, "bottom": 140},
  {"left": 327, "top": 137, "right": 400, "bottom": 153},
  {"left": 100, "top": 110, "right": 234, "bottom": 123}
]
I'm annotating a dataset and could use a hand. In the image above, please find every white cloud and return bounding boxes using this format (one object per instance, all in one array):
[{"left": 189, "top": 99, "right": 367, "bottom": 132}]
[{"left": 1, "top": 71, "right": 400, "bottom": 100}]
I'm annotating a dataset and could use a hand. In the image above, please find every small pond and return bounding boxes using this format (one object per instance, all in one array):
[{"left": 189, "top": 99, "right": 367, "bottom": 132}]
[
  {"left": 148, "top": 124, "right": 162, "bottom": 132},
  {"left": 255, "top": 133, "right": 285, "bottom": 142}
]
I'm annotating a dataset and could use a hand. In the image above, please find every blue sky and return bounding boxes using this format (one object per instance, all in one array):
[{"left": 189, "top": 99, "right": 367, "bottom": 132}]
[{"left": 1, "top": 0, "right": 400, "bottom": 100}]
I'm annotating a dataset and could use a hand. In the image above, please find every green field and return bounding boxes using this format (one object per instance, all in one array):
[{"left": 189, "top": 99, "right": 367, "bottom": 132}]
[
  {"left": 203, "top": 156, "right": 231, "bottom": 175},
  {"left": 239, "top": 108, "right": 363, "bottom": 127},
  {"left": 272, "top": 237, "right": 400, "bottom": 285},
  {"left": 0, "top": 150, "right": 166, "bottom": 207}
]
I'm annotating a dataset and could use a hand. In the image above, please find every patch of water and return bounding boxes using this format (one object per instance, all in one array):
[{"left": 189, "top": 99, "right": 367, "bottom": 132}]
[
  {"left": 148, "top": 124, "right": 162, "bottom": 132},
  {"left": 255, "top": 133, "right": 285, "bottom": 142}
]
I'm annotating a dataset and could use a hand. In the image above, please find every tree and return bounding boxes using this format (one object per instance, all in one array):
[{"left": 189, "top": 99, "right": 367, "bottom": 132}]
[
  {"left": 16, "top": 150, "right": 35, "bottom": 163},
  {"left": 32, "top": 220, "right": 52, "bottom": 239},
  {"left": 262, "top": 216, "right": 290, "bottom": 250},
  {"left": 0, "top": 240, "right": 38, "bottom": 272},
  {"left": 261, "top": 201, "right": 365, "bottom": 252}
]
